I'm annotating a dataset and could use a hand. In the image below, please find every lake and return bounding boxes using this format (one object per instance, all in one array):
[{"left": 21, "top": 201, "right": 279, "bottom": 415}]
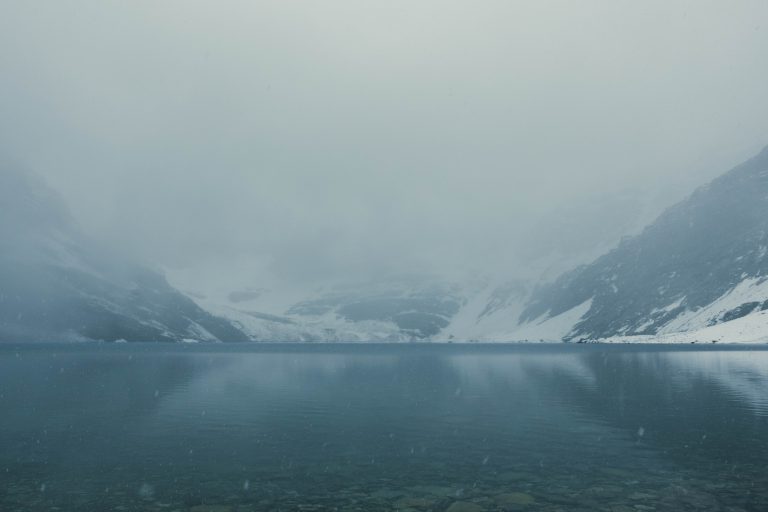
[{"left": 1, "top": 343, "right": 767, "bottom": 511}]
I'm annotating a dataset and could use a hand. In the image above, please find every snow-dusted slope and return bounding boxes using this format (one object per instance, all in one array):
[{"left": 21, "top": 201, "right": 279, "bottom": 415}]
[
  {"left": 599, "top": 309, "right": 768, "bottom": 344},
  {"left": 511, "top": 145, "right": 768, "bottom": 342},
  {"left": 0, "top": 166, "right": 249, "bottom": 343},
  {"left": 442, "top": 286, "right": 592, "bottom": 342},
  {"left": 10, "top": 143, "right": 768, "bottom": 344},
  {"left": 162, "top": 144, "right": 768, "bottom": 344},
  {"left": 440, "top": 280, "right": 529, "bottom": 340},
  {"left": 658, "top": 277, "right": 768, "bottom": 334},
  {"left": 170, "top": 274, "right": 464, "bottom": 341},
  {"left": 195, "top": 303, "right": 406, "bottom": 342}
]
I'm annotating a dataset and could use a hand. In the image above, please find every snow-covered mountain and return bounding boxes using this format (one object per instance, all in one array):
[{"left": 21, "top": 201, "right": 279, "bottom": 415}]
[
  {"left": 171, "top": 274, "right": 467, "bottom": 341},
  {"left": 8, "top": 145, "right": 768, "bottom": 344},
  {"left": 286, "top": 277, "right": 464, "bottom": 339},
  {"left": 506, "top": 145, "right": 768, "bottom": 343},
  {"left": 0, "top": 165, "right": 250, "bottom": 342}
]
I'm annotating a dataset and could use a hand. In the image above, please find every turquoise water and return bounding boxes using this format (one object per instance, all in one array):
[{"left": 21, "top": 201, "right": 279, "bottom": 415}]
[{"left": 1, "top": 343, "right": 767, "bottom": 511}]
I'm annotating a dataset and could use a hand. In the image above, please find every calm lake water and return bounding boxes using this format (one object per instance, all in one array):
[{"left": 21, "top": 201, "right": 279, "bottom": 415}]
[{"left": 1, "top": 344, "right": 767, "bottom": 512}]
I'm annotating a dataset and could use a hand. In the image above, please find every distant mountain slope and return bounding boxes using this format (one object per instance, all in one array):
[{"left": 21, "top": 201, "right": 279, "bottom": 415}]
[
  {"left": 13, "top": 144, "right": 768, "bottom": 344},
  {"left": 177, "top": 276, "right": 464, "bottom": 341},
  {"left": 0, "top": 165, "right": 250, "bottom": 342},
  {"left": 286, "top": 278, "right": 463, "bottom": 339},
  {"left": 438, "top": 279, "right": 531, "bottom": 341},
  {"left": 518, "top": 145, "right": 768, "bottom": 341}
]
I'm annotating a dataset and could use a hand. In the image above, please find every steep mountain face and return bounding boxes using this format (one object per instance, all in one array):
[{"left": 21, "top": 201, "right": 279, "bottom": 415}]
[
  {"left": 0, "top": 166, "right": 250, "bottom": 342},
  {"left": 519, "top": 145, "right": 768, "bottom": 341},
  {"left": 438, "top": 279, "right": 532, "bottom": 341}
]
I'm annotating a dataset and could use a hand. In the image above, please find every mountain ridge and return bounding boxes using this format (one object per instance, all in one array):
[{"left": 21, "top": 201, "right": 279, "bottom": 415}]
[
  {"left": 0, "top": 165, "right": 251, "bottom": 343},
  {"left": 5, "top": 145, "right": 768, "bottom": 343},
  {"left": 514, "top": 145, "right": 768, "bottom": 341}
]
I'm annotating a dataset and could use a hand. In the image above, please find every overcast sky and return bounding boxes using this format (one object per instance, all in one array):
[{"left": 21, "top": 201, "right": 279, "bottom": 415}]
[{"left": 1, "top": 1, "right": 767, "bottom": 287}]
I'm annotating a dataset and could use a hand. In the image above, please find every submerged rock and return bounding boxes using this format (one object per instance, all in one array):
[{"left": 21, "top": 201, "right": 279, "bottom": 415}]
[
  {"left": 407, "top": 485, "right": 459, "bottom": 497},
  {"left": 189, "top": 505, "right": 233, "bottom": 512},
  {"left": 496, "top": 471, "right": 531, "bottom": 482},
  {"left": 372, "top": 489, "right": 407, "bottom": 499},
  {"left": 494, "top": 492, "right": 535, "bottom": 507},
  {"left": 394, "top": 496, "right": 437, "bottom": 510},
  {"left": 446, "top": 501, "right": 484, "bottom": 512}
]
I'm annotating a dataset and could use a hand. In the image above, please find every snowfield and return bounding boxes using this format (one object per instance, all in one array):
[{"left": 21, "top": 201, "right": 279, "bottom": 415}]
[
  {"left": 168, "top": 265, "right": 768, "bottom": 344},
  {"left": 596, "top": 309, "right": 768, "bottom": 344}
]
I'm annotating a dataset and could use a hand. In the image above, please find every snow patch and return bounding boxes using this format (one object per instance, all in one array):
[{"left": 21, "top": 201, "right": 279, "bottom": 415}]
[
  {"left": 660, "top": 278, "right": 768, "bottom": 334},
  {"left": 600, "top": 309, "right": 768, "bottom": 344},
  {"left": 487, "top": 298, "right": 593, "bottom": 342}
]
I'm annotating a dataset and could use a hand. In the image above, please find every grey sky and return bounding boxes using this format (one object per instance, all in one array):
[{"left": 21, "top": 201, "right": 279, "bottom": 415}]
[{"left": 2, "top": 1, "right": 767, "bottom": 285}]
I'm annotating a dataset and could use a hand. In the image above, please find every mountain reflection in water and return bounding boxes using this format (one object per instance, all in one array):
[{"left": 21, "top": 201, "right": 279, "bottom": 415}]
[{"left": 0, "top": 344, "right": 766, "bottom": 511}]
